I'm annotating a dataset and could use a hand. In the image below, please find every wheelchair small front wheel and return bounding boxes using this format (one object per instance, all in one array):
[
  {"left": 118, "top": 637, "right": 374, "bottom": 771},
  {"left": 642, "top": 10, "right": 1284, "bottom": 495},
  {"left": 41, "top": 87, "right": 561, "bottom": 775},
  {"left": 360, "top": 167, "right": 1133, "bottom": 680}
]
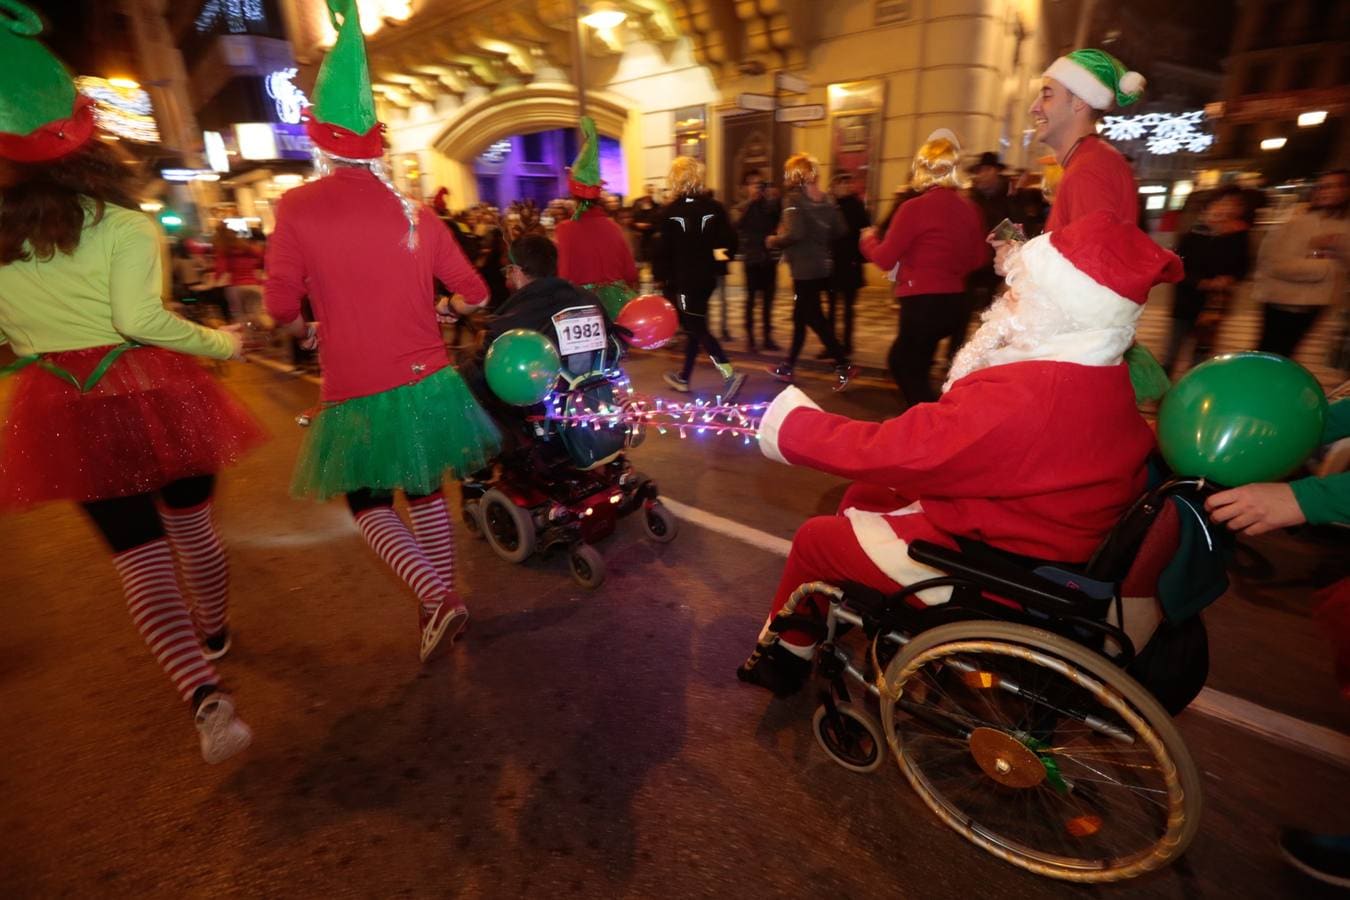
[
  {"left": 568, "top": 543, "right": 606, "bottom": 589},
  {"left": 480, "top": 489, "right": 536, "bottom": 564},
  {"left": 812, "top": 702, "right": 885, "bottom": 774},
  {"left": 642, "top": 502, "right": 679, "bottom": 543},
  {"left": 461, "top": 500, "right": 484, "bottom": 540},
  {"left": 879, "top": 620, "right": 1202, "bottom": 883}
]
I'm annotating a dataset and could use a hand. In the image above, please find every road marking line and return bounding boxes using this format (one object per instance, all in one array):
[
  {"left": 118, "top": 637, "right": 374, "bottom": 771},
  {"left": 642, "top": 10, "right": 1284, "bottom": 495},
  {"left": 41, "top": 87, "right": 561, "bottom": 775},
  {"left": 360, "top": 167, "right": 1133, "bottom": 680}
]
[{"left": 660, "top": 496, "right": 1350, "bottom": 767}]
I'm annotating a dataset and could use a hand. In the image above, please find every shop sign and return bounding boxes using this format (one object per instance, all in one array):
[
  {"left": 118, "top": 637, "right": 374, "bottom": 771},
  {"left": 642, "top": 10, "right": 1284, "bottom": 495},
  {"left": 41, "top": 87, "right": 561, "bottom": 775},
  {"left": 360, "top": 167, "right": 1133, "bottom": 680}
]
[{"left": 776, "top": 104, "right": 825, "bottom": 124}]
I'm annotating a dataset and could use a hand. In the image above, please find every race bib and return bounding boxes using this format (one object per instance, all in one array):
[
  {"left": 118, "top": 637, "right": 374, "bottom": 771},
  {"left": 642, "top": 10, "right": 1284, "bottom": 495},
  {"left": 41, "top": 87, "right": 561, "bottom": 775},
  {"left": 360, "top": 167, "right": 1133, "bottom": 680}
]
[{"left": 553, "top": 308, "right": 606, "bottom": 356}]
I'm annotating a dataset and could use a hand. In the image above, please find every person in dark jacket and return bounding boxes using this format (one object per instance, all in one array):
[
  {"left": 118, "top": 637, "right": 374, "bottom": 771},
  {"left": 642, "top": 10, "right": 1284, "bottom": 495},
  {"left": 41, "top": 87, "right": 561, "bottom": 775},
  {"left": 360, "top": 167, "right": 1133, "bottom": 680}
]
[
  {"left": 1164, "top": 188, "right": 1251, "bottom": 374},
  {"left": 733, "top": 174, "right": 781, "bottom": 352},
  {"left": 766, "top": 153, "right": 856, "bottom": 391},
  {"left": 826, "top": 172, "right": 871, "bottom": 356},
  {"left": 652, "top": 156, "right": 746, "bottom": 400},
  {"left": 953, "top": 152, "right": 1014, "bottom": 361}
]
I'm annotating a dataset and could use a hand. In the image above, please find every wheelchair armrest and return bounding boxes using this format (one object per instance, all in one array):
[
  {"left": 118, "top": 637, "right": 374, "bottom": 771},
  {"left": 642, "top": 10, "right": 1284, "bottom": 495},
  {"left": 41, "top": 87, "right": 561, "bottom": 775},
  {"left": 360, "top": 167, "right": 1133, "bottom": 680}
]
[{"left": 907, "top": 540, "right": 1106, "bottom": 617}]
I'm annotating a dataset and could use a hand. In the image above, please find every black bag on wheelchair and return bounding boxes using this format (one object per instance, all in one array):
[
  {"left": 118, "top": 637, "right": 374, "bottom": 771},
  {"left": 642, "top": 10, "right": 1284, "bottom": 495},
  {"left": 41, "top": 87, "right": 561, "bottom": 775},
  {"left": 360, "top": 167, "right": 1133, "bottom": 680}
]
[{"left": 547, "top": 305, "right": 629, "bottom": 471}]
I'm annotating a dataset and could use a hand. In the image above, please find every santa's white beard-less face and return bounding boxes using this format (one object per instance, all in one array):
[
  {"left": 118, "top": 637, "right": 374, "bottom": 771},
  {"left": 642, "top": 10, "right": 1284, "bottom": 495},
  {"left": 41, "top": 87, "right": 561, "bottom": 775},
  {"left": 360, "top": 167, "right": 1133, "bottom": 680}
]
[{"left": 943, "top": 246, "right": 1138, "bottom": 392}]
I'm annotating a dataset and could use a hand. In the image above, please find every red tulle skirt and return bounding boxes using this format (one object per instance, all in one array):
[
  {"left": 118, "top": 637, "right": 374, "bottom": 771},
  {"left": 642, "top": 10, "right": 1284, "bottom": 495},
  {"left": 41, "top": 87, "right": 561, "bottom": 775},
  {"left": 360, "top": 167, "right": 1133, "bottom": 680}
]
[{"left": 0, "top": 345, "right": 266, "bottom": 508}]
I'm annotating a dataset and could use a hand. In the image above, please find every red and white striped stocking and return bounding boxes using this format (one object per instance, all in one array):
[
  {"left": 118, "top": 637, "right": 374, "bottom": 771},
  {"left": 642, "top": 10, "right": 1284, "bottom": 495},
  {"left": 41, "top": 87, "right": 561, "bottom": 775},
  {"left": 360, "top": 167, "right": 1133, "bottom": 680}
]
[
  {"left": 354, "top": 506, "right": 448, "bottom": 616},
  {"left": 112, "top": 539, "right": 218, "bottom": 702},
  {"left": 408, "top": 492, "right": 457, "bottom": 594},
  {"left": 159, "top": 500, "right": 229, "bottom": 638}
]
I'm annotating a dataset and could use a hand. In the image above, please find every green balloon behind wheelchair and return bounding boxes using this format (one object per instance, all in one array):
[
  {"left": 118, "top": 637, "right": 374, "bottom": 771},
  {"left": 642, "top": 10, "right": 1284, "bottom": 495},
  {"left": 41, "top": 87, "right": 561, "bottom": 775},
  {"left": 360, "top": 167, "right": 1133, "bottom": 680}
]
[
  {"left": 1157, "top": 352, "right": 1327, "bottom": 487},
  {"left": 485, "top": 329, "right": 562, "bottom": 406}
]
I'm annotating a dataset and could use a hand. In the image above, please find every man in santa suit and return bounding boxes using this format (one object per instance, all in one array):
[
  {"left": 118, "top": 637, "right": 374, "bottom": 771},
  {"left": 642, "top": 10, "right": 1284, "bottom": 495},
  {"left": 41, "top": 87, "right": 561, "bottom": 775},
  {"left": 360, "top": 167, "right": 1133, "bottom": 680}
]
[
  {"left": 554, "top": 116, "right": 639, "bottom": 319},
  {"left": 737, "top": 210, "right": 1183, "bottom": 696}
]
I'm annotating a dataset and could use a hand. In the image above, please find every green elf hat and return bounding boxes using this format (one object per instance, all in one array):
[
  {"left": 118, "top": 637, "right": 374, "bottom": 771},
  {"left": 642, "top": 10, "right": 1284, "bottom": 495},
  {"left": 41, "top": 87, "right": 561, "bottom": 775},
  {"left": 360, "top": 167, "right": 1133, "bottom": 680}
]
[
  {"left": 1044, "top": 48, "right": 1145, "bottom": 111},
  {"left": 0, "top": 0, "right": 97, "bottom": 162},
  {"left": 568, "top": 116, "right": 604, "bottom": 204},
  {"left": 303, "top": 0, "right": 382, "bottom": 159}
]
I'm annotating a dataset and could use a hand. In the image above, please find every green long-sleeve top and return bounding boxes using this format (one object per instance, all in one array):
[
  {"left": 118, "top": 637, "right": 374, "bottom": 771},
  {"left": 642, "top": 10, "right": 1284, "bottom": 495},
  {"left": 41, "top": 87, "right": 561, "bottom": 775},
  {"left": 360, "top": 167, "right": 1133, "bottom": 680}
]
[
  {"left": 1291, "top": 398, "right": 1350, "bottom": 525},
  {"left": 0, "top": 204, "right": 232, "bottom": 360}
]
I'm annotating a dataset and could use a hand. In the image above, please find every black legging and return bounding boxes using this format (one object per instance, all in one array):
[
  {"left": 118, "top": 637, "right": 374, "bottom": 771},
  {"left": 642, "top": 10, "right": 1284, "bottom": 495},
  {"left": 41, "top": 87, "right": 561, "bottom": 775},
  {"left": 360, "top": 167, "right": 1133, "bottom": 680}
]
[
  {"left": 787, "top": 277, "right": 848, "bottom": 368},
  {"left": 826, "top": 283, "right": 859, "bottom": 354},
  {"left": 346, "top": 487, "right": 440, "bottom": 515},
  {"left": 1258, "top": 304, "right": 1323, "bottom": 359},
  {"left": 743, "top": 260, "right": 777, "bottom": 346},
  {"left": 672, "top": 285, "right": 730, "bottom": 380},
  {"left": 888, "top": 292, "right": 966, "bottom": 406},
  {"left": 80, "top": 475, "right": 216, "bottom": 553}
]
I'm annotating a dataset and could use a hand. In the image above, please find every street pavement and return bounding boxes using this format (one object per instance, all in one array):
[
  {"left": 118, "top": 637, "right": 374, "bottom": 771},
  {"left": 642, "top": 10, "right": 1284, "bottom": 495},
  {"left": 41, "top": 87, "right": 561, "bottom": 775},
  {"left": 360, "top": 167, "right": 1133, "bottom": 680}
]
[{"left": 2, "top": 352, "right": 1348, "bottom": 899}]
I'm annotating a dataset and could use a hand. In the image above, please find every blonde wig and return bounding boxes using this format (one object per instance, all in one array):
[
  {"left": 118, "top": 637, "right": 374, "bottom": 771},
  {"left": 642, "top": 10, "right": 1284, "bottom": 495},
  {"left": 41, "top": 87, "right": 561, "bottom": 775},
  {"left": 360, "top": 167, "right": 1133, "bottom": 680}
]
[
  {"left": 783, "top": 152, "right": 819, "bottom": 188},
  {"left": 909, "top": 137, "right": 964, "bottom": 193},
  {"left": 668, "top": 156, "right": 706, "bottom": 197}
]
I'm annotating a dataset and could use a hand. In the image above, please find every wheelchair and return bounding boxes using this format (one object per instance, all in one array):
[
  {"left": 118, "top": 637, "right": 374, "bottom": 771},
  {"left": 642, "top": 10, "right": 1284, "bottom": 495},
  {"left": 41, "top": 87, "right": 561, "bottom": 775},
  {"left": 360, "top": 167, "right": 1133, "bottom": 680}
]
[
  {"left": 461, "top": 303, "right": 678, "bottom": 589},
  {"left": 750, "top": 475, "right": 1221, "bottom": 883}
]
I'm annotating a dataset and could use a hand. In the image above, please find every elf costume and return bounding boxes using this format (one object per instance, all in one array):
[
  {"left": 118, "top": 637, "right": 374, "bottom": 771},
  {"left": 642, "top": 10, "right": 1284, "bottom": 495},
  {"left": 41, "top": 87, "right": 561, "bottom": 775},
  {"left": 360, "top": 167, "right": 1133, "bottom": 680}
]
[
  {"left": 1042, "top": 49, "right": 1143, "bottom": 233},
  {"left": 0, "top": 0, "right": 262, "bottom": 762},
  {"left": 553, "top": 116, "right": 638, "bottom": 318},
  {"left": 738, "top": 211, "right": 1182, "bottom": 696},
  {"left": 265, "top": 0, "right": 499, "bottom": 662}
]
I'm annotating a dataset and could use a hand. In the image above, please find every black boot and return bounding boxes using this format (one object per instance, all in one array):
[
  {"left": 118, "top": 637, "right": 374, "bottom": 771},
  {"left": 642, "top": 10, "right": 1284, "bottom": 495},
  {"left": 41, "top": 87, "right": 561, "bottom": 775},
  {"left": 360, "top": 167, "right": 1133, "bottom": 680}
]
[{"left": 736, "top": 643, "right": 812, "bottom": 697}]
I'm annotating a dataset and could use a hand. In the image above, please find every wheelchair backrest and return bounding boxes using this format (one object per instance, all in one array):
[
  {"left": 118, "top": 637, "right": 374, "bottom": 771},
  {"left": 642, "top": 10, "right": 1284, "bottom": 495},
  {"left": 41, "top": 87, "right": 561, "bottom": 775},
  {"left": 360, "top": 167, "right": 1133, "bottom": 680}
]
[
  {"left": 550, "top": 304, "right": 619, "bottom": 383},
  {"left": 545, "top": 304, "right": 628, "bottom": 470}
]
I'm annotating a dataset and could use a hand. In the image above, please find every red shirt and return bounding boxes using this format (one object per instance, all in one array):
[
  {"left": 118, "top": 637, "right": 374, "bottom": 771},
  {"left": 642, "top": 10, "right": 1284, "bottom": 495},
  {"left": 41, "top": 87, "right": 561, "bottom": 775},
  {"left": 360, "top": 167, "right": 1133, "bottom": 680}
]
[
  {"left": 774, "top": 361, "right": 1153, "bottom": 562},
  {"left": 860, "top": 187, "right": 988, "bottom": 297},
  {"left": 264, "top": 168, "right": 488, "bottom": 402},
  {"left": 1045, "top": 135, "right": 1137, "bottom": 232},
  {"left": 555, "top": 206, "right": 638, "bottom": 288},
  {"left": 214, "top": 244, "right": 264, "bottom": 286}
]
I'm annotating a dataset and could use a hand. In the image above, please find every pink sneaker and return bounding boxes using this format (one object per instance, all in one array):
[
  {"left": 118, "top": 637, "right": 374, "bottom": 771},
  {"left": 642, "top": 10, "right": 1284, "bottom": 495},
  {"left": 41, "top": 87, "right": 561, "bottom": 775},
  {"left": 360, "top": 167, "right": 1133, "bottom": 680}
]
[{"left": 419, "top": 596, "right": 469, "bottom": 663}]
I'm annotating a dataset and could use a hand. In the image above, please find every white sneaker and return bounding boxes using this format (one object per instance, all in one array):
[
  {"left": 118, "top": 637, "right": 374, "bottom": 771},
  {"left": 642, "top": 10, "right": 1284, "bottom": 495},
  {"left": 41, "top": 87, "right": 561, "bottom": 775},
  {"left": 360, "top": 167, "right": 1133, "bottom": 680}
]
[{"left": 195, "top": 693, "right": 253, "bottom": 764}]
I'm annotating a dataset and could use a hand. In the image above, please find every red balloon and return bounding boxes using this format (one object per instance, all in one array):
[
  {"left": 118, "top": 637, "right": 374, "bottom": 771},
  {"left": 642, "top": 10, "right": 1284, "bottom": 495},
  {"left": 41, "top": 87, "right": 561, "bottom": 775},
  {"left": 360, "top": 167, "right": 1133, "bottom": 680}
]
[{"left": 616, "top": 294, "right": 678, "bottom": 349}]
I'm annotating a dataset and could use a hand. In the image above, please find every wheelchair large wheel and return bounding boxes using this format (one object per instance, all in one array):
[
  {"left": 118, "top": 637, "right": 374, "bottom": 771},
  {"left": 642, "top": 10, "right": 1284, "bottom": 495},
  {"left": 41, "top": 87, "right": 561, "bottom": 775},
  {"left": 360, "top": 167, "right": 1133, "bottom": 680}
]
[
  {"left": 812, "top": 702, "right": 885, "bottom": 774},
  {"left": 480, "top": 489, "right": 536, "bottom": 564},
  {"left": 642, "top": 501, "right": 679, "bottom": 543},
  {"left": 878, "top": 621, "right": 1202, "bottom": 883}
]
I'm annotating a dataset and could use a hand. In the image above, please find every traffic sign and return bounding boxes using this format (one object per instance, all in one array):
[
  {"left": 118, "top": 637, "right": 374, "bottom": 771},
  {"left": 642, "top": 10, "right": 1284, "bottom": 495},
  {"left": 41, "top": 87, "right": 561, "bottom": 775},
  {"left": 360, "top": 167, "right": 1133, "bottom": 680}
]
[
  {"left": 775, "top": 104, "right": 826, "bottom": 124},
  {"left": 776, "top": 71, "right": 809, "bottom": 94},
  {"left": 737, "top": 92, "right": 775, "bottom": 112}
]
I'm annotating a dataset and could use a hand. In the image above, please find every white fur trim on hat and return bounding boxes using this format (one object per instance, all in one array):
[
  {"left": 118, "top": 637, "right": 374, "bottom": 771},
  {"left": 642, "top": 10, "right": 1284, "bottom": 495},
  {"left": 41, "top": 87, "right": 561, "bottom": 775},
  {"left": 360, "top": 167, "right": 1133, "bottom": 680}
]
[
  {"left": 1119, "top": 71, "right": 1146, "bottom": 98},
  {"left": 1017, "top": 233, "right": 1141, "bottom": 329},
  {"left": 1044, "top": 56, "right": 1115, "bottom": 110},
  {"left": 758, "top": 385, "right": 821, "bottom": 464}
]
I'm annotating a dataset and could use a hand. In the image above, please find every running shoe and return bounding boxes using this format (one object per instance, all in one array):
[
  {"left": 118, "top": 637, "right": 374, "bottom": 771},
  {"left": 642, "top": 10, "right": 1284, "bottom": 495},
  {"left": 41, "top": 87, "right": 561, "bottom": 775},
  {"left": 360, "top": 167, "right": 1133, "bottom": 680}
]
[
  {"left": 194, "top": 692, "right": 253, "bottom": 764},
  {"left": 767, "top": 364, "right": 794, "bottom": 384},
  {"left": 833, "top": 364, "right": 860, "bottom": 393},
  {"left": 722, "top": 371, "right": 747, "bottom": 403},
  {"left": 662, "top": 371, "right": 691, "bottom": 393},
  {"left": 420, "top": 597, "right": 469, "bottom": 663}
]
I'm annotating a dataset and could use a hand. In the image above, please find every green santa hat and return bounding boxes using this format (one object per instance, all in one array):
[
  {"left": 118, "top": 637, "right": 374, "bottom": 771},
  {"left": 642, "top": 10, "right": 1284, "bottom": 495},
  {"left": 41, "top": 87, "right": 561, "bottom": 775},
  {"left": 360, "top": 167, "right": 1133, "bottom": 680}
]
[
  {"left": 0, "top": 0, "right": 97, "bottom": 162},
  {"left": 568, "top": 116, "right": 604, "bottom": 214},
  {"left": 1044, "top": 49, "right": 1145, "bottom": 111},
  {"left": 303, "top": 0, "right": 382, "bottom": 158}
]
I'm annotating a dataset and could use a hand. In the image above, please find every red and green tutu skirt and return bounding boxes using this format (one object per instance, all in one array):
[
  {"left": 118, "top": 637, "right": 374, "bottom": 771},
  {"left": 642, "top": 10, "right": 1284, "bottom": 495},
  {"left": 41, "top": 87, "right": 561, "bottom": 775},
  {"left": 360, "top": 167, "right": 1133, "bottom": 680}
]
[
  {"left": 291, "top": 365, "right": 501, "bottom": 501},
  {"left": 0, "top": 345, "right": 266, "bottom": 508}
]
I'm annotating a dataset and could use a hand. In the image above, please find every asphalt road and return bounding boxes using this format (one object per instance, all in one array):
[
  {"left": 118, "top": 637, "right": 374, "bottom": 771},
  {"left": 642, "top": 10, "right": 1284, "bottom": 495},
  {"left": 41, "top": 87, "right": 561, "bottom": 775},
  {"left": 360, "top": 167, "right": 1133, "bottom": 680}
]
[{"left": 2, "top": 354, "right": 1347, "bottom": 899}]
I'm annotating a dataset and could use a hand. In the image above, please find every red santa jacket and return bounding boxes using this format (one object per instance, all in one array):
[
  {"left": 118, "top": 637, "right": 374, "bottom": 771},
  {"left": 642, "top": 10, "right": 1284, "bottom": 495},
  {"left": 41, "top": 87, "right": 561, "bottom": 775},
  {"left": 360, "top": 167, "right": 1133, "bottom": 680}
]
[
  {"left": 759, "top": 361, "right": 1154, "bottom": 570},
  {"left": 859, "top": 186, "right": 988, "bottom": 297},
  {"left": 1045, "top": 135, "right": 1138, "bottom": 233},
  {"left": 555, "top": 206, "right": 638, "bottom": 288},
  {"left": 264, "top": 168, "right": 487, "bottom": 402}
]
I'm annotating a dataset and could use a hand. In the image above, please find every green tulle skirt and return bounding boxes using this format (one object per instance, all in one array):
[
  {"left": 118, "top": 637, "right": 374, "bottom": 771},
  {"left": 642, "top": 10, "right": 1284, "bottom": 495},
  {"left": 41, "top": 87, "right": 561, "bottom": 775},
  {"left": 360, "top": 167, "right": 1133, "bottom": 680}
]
[
  {"left": 292, "top": 366, "right": 501, "bottom": 501},
  {"left": 587, "top": 281, "right": 637, "bottom": 319}
]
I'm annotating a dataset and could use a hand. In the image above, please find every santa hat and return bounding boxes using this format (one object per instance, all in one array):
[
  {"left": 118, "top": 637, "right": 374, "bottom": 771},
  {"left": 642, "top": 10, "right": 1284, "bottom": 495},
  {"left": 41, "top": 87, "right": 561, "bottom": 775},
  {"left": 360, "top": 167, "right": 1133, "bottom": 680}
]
[
  {"left": 1018, "top": 210, "right": 1182, "bottom": 328},
  {"left": 0, "top": 1, "right": 97, "bottom": 162},
  {"left": 1043, "top": 48, "right": 1145, "bottom": 111},
  {"left": 303, "top": 0, "right": 382, "bottom": 159}
]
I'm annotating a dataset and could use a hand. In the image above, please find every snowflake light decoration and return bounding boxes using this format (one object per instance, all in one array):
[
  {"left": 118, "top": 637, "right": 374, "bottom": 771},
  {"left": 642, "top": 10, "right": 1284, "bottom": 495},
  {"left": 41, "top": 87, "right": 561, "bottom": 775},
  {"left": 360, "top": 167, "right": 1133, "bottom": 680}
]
[{"left": 1100, "top": 110, "right": 1213, "bottom": 156}]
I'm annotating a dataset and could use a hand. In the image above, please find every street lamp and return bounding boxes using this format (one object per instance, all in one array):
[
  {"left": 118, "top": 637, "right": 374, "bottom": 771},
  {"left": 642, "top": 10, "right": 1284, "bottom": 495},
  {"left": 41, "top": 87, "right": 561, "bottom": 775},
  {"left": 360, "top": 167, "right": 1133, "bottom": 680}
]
[
  {"left": 1298, "top": 110, "right": 1327, "bottom": 127},
  {"left": 581, "top": 1, "right": 627, "bottom": 30},
  {"left": 572, "top": 2, "right": 629, "bottom": 121},
  {"left": 1260, "top": 137, "right": 1287, "bottom": 151}
]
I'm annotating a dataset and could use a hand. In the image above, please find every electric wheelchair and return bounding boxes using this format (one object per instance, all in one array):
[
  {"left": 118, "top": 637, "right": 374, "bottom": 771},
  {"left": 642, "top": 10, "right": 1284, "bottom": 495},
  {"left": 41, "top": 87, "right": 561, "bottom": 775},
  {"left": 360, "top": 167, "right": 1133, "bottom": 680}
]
[
  {"left": 461, "top": 302, "right": 677, "bottom": 589},
  {"left": 749, "top": 474, "right": 1223, "bottom": 883}
]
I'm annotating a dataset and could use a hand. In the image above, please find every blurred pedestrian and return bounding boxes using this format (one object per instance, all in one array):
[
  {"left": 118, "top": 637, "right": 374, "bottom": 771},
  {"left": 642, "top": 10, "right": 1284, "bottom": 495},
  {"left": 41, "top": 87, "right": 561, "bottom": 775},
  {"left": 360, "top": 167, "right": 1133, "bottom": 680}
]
[
  {"left": 1255, "top": 169, "right": 1349, "bottom": 358},
  {"left": 733, "top": 173, "right": 781, "bottom": 352},
  {"left": 826, "top": 171, "right": 871, "bottom": 357},
  {"left": 860, "top": 136, "right": 987, "bottom": 405},
  {"left": 0, "top": 7, "right": 262, "bottom": 763},
  {"left": 766, "top": 153, "right": 856, "bottom": 391},
  {"left": 1164, "top": 188, "right": 1251, "bottom": 374},
  {"left": 265, "top": 0, "right": 499, "bottom": 665},
  {"left": 214, "top": 222, "right": 265, "bottom": 323},
  {"left": 653, "top": 156, "right": 746, "bottom": 400},
  {"left": 954, "top": 151, "right": 1013, "bottom": 360}
]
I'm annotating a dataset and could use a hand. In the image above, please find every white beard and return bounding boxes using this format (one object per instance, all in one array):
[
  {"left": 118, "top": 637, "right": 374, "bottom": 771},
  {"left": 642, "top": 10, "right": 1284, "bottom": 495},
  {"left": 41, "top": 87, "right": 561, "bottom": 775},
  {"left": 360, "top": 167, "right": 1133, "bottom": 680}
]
[{"left": 943, "top": 254, "right": 1138, "bottom": 393}]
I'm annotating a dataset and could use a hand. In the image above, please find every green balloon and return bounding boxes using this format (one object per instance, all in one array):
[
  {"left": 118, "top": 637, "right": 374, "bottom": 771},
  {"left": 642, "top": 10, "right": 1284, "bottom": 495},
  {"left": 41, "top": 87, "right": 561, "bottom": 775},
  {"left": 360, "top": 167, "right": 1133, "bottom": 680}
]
[
  {"left": 1158, "top": 352, "right": 1327, "bottom": 487},
  {"left": 484, "top": 329, "right": 562, "bottom": 406}
]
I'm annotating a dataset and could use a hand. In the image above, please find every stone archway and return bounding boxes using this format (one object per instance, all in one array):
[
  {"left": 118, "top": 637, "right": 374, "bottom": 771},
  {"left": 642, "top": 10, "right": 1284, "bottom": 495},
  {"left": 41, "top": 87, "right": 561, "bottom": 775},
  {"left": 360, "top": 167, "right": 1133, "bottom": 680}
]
[{"left": 433, "top": 83, "right": 632, "bottom": 161}]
